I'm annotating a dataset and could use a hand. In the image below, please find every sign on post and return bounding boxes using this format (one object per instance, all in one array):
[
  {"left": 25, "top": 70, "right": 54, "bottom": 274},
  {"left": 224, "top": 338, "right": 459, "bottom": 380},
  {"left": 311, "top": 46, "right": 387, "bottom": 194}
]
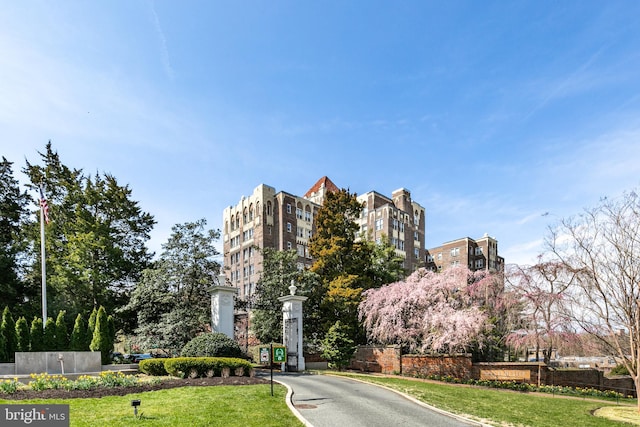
[
  {"left": 272, "top": 346, "right": 287, "bottom": 363},
  {"left": 259, "top": 347, "right": 270, "bottom": 364}
]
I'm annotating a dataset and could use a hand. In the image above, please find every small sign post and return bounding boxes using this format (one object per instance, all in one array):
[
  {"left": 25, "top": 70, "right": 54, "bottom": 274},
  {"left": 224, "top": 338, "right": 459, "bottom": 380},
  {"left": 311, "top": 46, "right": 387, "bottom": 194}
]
[{"left": 268, "top": 344, "right": 286, "bottom": 396}]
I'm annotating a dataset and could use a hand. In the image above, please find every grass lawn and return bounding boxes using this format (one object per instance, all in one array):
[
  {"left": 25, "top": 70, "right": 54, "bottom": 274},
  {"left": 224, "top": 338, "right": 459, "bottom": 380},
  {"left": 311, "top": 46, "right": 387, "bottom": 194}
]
[
  {"left": 334, "top": 373, "right": 638, "bottom": 427},
  {"left": 0, "top": 384, "right": 303, "bottom": 427}
]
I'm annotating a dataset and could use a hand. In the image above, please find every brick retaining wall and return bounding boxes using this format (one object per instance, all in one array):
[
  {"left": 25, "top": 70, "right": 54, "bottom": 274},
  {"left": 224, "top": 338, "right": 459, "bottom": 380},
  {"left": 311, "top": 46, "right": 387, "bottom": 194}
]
[
  {"left": 402, "top": 354, "right": 472, "bottom": 379},
  {"left": 348, "top": 346, "right": 635, "bottom": 396}
]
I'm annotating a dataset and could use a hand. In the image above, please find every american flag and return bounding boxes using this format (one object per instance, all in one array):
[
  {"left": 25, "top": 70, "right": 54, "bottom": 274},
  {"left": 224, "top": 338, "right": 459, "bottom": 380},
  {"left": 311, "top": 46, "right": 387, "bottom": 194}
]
[{"left": 39, "top": 186, "right": 50, "bottom": 224}]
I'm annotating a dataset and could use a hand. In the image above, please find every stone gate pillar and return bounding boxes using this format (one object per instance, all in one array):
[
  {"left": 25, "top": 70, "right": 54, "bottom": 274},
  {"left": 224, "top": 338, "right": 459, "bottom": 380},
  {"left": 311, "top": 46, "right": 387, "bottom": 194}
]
[
  {"left": 210, "top": 274, "right": 237, "bottom": 339},
  {"left": 278, "top": 281, "right": 307, "bottom": 371}
]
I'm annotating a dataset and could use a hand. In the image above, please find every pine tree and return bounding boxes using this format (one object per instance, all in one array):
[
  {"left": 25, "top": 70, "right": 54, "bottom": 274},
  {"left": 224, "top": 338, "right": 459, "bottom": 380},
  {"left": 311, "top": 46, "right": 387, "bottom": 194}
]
[
  {"left": 0, "top": 328, "right": 6, "bottom": 362},
  {"left": 0, "top": 158, "right": 33, "bottom": 320},
  {"left": 15, "top": 317, "right": 30, "bottom": 352},
  {"left": 43, "top": 317, "right": 56, "bottom": 350},
  {"left": 29, "top": 318, "right": 44, "bottom": 351},
  {"left": 70, "top": 313, "right": 86, "bottom": 351},
  {"left": 55, "top": 310, "right": 69, "bottom": 350},
  {"left": 90, "top": 306, "right": 111, "bottom": 364},
  {"left": 86, "top": 307, "right": 97, "bottom": 350},
  {"left": 1, "top": 307, "right": 17, "bottom": 362}
]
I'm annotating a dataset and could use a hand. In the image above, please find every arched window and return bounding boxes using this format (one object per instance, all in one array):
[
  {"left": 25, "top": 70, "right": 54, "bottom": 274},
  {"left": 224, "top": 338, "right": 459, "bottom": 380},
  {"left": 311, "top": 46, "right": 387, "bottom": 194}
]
[
  {"left": 230, "top": 215, "right": 235, "bottom": 231},
  {"left": 267, "top": 201, "right": 272, "bottom": 216},
  {"left": 243, "top": 208, "right": 248, "bottom": 224},
  {"left": 235, "top": 213, "right": 240, "bottom": 229},
  {"left": 249, "top": 203, "right": 254, "bottom": 221}
]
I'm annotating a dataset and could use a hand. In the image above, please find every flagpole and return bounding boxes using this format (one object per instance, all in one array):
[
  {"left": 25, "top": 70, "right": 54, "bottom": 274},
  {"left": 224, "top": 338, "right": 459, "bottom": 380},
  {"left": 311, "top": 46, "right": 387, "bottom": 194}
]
[{"left": 40, "top": 187, "right": 47, "bottom": 328}]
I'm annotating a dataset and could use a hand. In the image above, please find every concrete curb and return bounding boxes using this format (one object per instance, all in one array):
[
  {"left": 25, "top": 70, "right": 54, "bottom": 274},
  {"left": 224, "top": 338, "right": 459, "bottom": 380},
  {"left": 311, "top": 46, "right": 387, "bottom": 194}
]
[{"left": 272, "top": 378, "right": 314, "bottom": 427}]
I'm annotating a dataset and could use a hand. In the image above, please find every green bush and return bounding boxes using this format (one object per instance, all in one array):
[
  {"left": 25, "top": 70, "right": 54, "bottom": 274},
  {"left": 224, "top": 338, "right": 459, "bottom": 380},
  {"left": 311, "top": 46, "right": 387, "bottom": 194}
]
[
  {"left": 164, "top": 357, "right": 252, "bottom": 378},
  {"left": 609, "top": 363, "right": 631, "bottom": 376},
  {"left": 321, "top": 321, "right": 356, "bottom": 371},
  {"left": 139, "top": 358, "right": 168, "bottom": 376},
  {"left": 181, "top": 332, "right": 243, "bottom": 358}
]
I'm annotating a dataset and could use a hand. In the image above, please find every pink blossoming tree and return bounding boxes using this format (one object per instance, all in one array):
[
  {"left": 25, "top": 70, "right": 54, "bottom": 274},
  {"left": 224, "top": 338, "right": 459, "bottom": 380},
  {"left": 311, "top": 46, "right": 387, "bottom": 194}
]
[{"left": 358, "top": 266, "right": 507, "bottom": 354}]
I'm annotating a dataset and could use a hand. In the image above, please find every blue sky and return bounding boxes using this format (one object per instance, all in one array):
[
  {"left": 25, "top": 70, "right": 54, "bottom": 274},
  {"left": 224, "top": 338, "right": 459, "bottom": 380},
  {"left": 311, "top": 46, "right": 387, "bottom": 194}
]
[{"left": 2, "top": 1, "right": 640, "bottom": 266}]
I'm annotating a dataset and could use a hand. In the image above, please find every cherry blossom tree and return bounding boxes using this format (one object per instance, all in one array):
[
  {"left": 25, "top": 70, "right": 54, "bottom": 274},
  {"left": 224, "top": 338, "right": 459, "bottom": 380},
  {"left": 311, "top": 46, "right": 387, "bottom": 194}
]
[{"left": 358, "top": 266, "right": 506, "bottom": 354}]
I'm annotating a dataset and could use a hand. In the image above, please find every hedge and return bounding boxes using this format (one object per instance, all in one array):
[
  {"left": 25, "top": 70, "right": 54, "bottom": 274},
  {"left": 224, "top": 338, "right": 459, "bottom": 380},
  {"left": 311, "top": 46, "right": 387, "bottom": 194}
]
[
  {"left": 138, "top": 358, "right": 168, "bottom": 376},
  {"left": 157, "top": 357, "right": 253, "bottom": 379}
]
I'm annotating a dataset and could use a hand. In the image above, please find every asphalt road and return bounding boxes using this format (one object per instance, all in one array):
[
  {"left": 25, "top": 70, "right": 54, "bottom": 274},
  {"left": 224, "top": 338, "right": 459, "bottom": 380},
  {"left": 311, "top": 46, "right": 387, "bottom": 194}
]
[{"left": 271, "top": 372, "right": 485, "bottom": 427}]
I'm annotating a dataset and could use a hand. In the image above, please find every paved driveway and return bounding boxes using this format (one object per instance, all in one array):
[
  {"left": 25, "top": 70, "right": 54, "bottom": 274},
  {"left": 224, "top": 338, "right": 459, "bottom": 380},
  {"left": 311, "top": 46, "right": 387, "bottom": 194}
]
[{"left": 272, "top": 372, "right": 487, "bottom": 427}]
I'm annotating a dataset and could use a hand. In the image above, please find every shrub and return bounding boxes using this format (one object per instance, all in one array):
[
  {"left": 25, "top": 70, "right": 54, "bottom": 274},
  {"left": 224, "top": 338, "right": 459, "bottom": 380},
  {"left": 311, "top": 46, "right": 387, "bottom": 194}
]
[
  {"left": 181, "top": 333, "right": 243, "bottom": 358},
  {"left": 321, "top": 321, "right": 356, "bottom": 371},
  {"left": 164, "top": 357, "right": 252, "bottom": 378},
  {"left": 609, "top": 363, "right": 631, "bottom": 376},
  {"left": 139, "top": 358, "right": 168, "bottom": 376}
]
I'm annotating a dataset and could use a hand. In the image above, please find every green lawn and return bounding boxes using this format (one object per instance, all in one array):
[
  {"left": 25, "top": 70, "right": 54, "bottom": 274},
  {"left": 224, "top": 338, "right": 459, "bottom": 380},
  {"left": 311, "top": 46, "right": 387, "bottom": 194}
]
[
  {"left": 333, "top": 373, "right": 637, "bottom": 427},
  {"left": 0, "top": 384, "right": 303, "bottom": 427}
]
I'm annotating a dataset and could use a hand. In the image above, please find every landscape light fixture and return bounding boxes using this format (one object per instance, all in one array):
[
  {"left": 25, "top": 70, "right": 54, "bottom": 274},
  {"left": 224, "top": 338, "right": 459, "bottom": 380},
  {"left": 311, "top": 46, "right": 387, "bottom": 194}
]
[{"left": 131, "top": 399, "right": 141, "bottom": 416}]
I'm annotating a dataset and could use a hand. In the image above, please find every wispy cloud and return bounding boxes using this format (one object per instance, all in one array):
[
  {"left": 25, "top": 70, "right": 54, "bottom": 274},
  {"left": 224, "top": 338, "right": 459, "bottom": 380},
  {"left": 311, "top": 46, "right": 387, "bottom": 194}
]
[
  {"left": 523, "top": 45, "right": 608, "bottom": 122},
  {"left": 149, "top": 1, "right": 174, "bottom": 81}
]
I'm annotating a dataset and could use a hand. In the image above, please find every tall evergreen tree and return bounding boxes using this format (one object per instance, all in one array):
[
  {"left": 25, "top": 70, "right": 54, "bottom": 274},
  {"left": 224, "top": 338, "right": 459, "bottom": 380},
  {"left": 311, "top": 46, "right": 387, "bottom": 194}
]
[
  {"left": 70, "top": 313, "right": 86, "bottom": 351},
  {"left": 86, "top": 307, "right": 97, "bottom": 350},
  {"left": 308, "top": 189, "right": 371, "bottom": 341},
  {"left": 29, "top": 317, "right": 44, "bottom": 351},
  {"left": 22, "top": 142, "right": 155, "bottom": 328},
  {"left": 89, "top": 306, "right": 110, "bottom": 364},
  {"left": 15, "top": 317, "right": 30, "bottom": 352},
  {"left": 55, "top": 310, "right": 69, "bottom": 350},
  {"left": 43, "top": 317, "right": 56, "bottom": 350},
  {"left": 1, "top": 307, "right": 17, "bottom": 362},
  {"left": 0, "top": 158, "right": 33, "bottom": 319},
  {"left": 0, "top": 327, "right": 6, "bottom": 362}
]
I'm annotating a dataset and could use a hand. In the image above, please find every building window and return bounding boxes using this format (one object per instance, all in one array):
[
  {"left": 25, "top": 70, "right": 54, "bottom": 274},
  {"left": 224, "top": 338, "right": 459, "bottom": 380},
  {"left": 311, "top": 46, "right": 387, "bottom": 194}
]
[
  {"left": 287, "top": 203, "right": 292, "bottom": 214},
  {"left": 427, "top": 254, "right": 434, "bottom": 263},
  {"left": 267, "top": 201, "right": 272, "bottom": 216},
  {"left": 375, "top": 219, "right": 383, "bottom": 231},
  {"left": 414, "top": 231, "right": 419, "bottom": 241},
  {"left": 450, "top": 247, "right": 460, "bottom": 257},
  {"left": 287, "top": 222, "right": 292, "bottom": 232},
  {"left": 296, "top": 208, "right": 303, "bottom": 219},
  {"left": 437, "top": 252, "right": 442, "bottom": 260},
  {"left": 475, "top": 247, "right": 483, "bottom": 255},
  {"left": 305, "top": 210, "right": 312, "bottom": 222},
  {"left": 393, "top": 219, "right": 398, "bottom": 230},
  {"left": 475, "top": 259, "right": 484, "bottom": 269},
  {"left": 398, "top": 240, "right": 405, "bottom": 250},
  {"left": 400, "top": 222, "right": 405, "bottom": 232},
  {"left": 414, "top": 248, "right": 419, "bottom": 259},
  {"left": 297, "top": 244, "right": 305, "bottom": 257},
  {"left": 287, "top": 241, "right": 292, "bottom": 250}
]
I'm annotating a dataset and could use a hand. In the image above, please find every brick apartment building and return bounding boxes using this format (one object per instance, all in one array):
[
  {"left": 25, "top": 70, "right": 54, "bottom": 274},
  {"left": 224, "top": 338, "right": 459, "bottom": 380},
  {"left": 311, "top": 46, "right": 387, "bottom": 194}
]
[
  {"left": 222, "top": 176, "right": 426, "bottom": 301},
  {"left": 425, "top": 234, "right": 504, "bottom": 273}
]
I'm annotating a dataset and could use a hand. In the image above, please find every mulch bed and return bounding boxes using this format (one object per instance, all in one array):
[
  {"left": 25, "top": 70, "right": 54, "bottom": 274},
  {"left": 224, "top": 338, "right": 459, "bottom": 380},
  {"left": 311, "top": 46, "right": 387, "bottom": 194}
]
[{"left": 1, "top": 376, "right": 270, "bottom": 400}]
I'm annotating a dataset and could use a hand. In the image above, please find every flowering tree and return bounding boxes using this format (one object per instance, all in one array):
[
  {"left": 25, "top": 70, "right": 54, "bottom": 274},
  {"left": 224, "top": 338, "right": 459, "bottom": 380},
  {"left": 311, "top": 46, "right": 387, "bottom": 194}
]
[
  {"left": 358, "top": 266, "right": 505, "bottom": 354},
  {"left": 505, "top": 260, "right": 577, "bottom": 363}
]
